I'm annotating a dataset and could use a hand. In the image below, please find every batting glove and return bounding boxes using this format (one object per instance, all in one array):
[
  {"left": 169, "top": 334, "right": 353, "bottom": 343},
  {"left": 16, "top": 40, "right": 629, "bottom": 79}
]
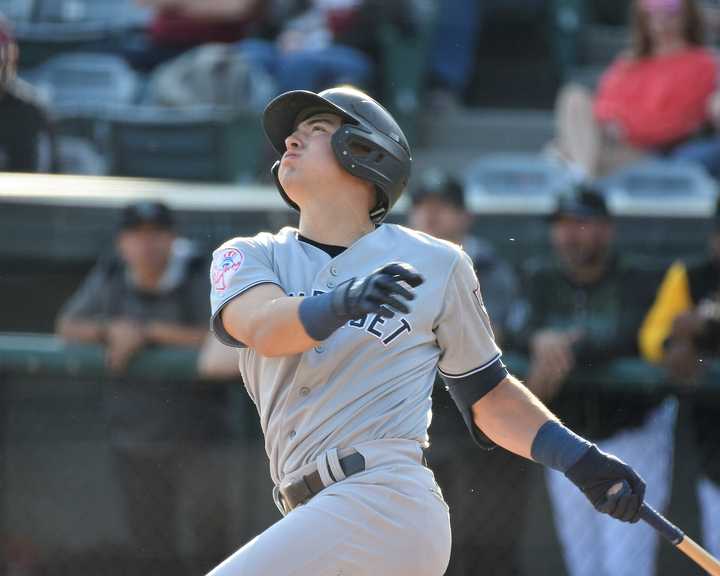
[
  {"left": 332, "top": 262, "right": 424, "bottom": 320},
  {"left": 565, "top": 445, "right": 646, "bottom": 522}
]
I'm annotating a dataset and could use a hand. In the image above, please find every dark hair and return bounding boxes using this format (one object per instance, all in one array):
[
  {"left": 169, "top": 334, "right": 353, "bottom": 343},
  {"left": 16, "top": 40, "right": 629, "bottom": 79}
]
[{"left": 630, "top": 0, "right": 705, "bottom": 58}]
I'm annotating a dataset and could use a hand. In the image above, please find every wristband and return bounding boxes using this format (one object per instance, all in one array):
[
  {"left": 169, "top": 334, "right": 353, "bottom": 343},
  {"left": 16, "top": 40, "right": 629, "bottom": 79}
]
[
  {"left": 530, "top": 420, "right": 592, "bottom": 473},
  {"left": 298, "top": 291, "right": 348, "bottom": 341}
]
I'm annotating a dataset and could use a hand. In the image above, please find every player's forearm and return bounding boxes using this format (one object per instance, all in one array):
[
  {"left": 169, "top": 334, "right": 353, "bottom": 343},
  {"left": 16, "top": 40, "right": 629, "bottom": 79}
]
[
  {"left": 144, "top": 322, "right": 208, "bottom": 348},
  {"left": 471, "top": 374, "right": 556, "bottom": 459},
  {"left": 224, "top": 296, "right": 318, "bottom": 357},
  {"left": 56, "top": 318, "right": 106, "bottom": 344}
]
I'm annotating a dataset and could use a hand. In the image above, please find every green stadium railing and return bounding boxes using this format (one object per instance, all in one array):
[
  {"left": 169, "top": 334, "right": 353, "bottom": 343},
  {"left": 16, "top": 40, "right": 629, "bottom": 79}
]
[{"left": 0, "top": 333, "right": 716, "bottom": 575}]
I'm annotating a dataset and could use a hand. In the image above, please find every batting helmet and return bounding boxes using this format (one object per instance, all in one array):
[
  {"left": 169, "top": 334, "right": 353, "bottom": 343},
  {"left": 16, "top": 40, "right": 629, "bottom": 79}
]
[{"left": 263, "top": 86, "right": 412, "bottom": 224}]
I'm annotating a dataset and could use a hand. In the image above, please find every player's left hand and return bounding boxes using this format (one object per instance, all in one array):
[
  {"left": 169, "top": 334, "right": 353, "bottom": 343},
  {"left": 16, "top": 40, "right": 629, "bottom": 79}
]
[{"left": 565, "top": 445, "right": 646, "bottom": 522}]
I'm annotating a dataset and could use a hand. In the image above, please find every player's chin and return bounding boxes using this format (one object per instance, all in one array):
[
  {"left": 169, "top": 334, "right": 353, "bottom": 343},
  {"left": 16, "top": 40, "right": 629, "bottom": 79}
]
[{"left": 279, "top": 172, "right": 305, "bottom": 203}]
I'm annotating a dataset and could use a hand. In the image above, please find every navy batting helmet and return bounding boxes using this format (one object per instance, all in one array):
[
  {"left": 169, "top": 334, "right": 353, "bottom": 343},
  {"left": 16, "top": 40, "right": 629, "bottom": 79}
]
[{"left": 263, "top": 86, "right": 412, "bottom": 224}]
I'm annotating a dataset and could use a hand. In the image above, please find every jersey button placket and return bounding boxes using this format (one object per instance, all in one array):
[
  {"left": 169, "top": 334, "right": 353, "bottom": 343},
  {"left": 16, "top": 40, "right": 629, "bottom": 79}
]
[
  {"left": 314, "top": 345, "right": 324, "bottom": 353},
  {"left": 299, "top": 386, "right": 311, "bottom": 397}
]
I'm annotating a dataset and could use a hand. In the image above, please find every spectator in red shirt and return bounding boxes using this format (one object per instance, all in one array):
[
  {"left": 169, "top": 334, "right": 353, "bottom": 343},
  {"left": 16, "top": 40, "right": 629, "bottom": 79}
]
[
  {"left": 125, "top": 0, "right": 266, "bottom": 71},
  {"left": 552, "top": 0, "right": 720, "bottom": 179}
]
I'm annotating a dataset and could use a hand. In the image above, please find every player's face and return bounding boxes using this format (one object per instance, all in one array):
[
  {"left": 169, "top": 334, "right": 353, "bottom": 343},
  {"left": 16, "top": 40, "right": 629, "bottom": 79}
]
[
  {"left": 409, "top": 197, "right": 470, "bottom": 243},
  {"left": 117, "top": 224, "right": 175, "bottom": 275},
  {"left": 551, "top": 216, "right": 614, "bottom": 270},
  {"left": 277, "top": 113, "right": 347, "bottom": 201}
]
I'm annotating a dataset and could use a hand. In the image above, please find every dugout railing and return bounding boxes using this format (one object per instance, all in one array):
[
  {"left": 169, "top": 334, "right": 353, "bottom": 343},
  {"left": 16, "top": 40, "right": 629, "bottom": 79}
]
[{"left": 0, "top": 333, "right": 716, "bottom": 576}]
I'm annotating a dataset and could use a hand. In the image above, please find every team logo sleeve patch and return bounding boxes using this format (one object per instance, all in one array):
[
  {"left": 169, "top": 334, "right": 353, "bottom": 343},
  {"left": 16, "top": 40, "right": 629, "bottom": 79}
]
[{"left": 212, "top": 247, "right": 245, "bottom": 293}]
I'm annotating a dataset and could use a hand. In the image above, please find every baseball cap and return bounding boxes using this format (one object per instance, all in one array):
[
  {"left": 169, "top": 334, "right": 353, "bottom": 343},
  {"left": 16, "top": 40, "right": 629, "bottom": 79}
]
[
  {"left": 410, "top": 169, "right": 465, "bottom": 210},
  {"left": 549, "top": 184, "right": 610, "bottom": 221},
  {"left": 119, "top": 201, "right": 174, "bottom": 231}
]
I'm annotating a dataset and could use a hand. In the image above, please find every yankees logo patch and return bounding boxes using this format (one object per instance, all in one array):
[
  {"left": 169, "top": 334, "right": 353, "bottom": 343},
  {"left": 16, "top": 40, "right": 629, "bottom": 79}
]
[{"left": 212, "top": 247, "right": 245, "bottom": 292}]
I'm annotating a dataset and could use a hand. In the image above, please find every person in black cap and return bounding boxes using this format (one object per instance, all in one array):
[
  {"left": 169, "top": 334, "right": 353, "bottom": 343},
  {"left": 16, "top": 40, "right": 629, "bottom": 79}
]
[
  {"left": 639, "top": 197, "right": 720, "bottom": 559},
  {"left": 0, "top": 12, "right": 57, "bottom": 173},
  {"left": 510, "top": 183, "right": 675, "bottom": 576},
  {"left": 408, "top": 169, "right": 529, "bottom": 576},
  {"left": 56, "top": 201, "right": 232, "bottom": 574},
  {"left": 408, "top": 169, "right": 519, "bottom": 343},
  {"left": 57, "top": 201, "right": 208, "bottom": 371}
]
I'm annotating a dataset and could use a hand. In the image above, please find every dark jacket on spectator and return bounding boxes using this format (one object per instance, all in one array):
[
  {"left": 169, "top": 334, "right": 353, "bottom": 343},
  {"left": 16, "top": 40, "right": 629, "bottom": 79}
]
[
  {"left": 0, "top": 80, "right": 57, "bottom": 173},
  {"left": 510, "top": 253, "right": 664, "bottom": 439}
]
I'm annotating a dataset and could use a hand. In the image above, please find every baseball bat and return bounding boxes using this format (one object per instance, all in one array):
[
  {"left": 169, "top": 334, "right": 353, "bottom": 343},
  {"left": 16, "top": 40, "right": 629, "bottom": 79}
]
[{"left": 609, "top": 482, "right": 720, "bottom": 575}]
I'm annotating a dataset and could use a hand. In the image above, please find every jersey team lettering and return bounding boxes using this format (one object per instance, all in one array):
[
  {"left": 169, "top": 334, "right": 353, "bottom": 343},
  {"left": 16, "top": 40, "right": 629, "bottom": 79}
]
[{"left": 212, "top": 247, "right": 245, "bottom": 293}]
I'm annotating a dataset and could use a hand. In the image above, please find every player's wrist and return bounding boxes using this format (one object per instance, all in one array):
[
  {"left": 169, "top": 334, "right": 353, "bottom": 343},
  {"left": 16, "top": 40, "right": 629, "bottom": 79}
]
[
  {"left": 298, "top": 289, "right": 352, "bottom": 341},
  {"left": 530, "top": 419, "right": 592, "bottom": 473}
]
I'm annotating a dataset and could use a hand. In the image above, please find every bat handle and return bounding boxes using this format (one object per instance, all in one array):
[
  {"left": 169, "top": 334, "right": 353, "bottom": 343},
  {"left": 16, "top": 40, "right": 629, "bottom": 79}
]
[
  {"left": 639, "top": 503, "right": 684, "bottom": 545},
  {"left": 608, "top": 481, "right": 684, "bottom": 545}
]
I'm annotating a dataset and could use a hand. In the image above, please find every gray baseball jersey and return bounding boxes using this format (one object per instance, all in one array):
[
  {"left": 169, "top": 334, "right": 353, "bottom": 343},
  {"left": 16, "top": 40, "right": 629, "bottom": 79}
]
[{"left": 210, "top": 223, "right": 504, "bottom": 486}]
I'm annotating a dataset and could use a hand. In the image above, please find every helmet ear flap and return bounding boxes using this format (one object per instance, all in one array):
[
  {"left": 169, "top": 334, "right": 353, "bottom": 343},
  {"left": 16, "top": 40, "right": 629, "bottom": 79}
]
[{"left": 330, "top": 125, "right": 407, "bottom": 223}]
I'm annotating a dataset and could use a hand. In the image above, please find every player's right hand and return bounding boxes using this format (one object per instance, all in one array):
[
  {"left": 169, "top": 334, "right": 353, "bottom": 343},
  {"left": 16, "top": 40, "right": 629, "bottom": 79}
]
[{"left": 332, "top": 262, "right": 424, "bottom": 320}]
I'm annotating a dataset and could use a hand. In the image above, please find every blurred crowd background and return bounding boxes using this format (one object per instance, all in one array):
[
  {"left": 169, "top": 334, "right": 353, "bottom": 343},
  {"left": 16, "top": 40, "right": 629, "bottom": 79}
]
[{"left": 1, "top": 0, "right": 720, "bottom": 575}]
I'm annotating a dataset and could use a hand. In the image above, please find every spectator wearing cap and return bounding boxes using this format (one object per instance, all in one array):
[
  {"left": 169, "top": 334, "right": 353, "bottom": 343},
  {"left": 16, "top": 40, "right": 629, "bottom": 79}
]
[
  {"left": 408, "top": 169, "right": 529, "bottom": 576},
  {"left": 550, "top": 0, "right": 720, "bottom": 180},
  {"left": 0, "top": 13, "right": 57, "bottom": 173},
  {"left": 408, "top": 169, "right": 519, "bottom": 344},
  {"left": 639, "top": 198, "right": 720, "bottom": 558},
  {"left": 56, "top": 201, "right": 232, "bottom": 574},
  {"left": 509, "top": 185, "right": 674, "bottom": 576}
]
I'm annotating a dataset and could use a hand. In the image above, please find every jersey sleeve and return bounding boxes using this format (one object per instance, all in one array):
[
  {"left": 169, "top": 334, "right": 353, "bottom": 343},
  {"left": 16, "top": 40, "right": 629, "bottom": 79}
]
[
  {"left": 435, "top": 250, "right": 508, "bottom": 448},
  {"left": 209, "top": 235, "right": 283, "bottom": 347}
]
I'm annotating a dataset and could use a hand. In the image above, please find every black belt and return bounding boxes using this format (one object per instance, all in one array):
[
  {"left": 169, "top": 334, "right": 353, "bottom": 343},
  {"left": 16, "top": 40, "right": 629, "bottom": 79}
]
[{"left": 278, "top": 451, "right": 366, "bottom": 513}]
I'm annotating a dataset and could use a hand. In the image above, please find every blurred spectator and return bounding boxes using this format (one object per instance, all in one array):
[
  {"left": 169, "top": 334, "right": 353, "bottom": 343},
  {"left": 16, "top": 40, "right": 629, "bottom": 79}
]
[
  {"left": 235, "top": 0, "right": 418, "bottom": 94},
  {"left": 426, "top": 0, "right": 544, "bottom": 109},
  {"left": 0, "top": 14, "right": 57, "bottom": 173},
  {"left": 552, "top": 0, "right": 720, "bottom": 179},
  {"left": 409, "top": 170, "right": 529, "bottom": 576},
  {"left": 125, "top": 0, "right": 266, "bottom": 71},
  {"left": 510, "top": 185, "right": 674, "bottom": 576},
  {"left": 56, "top": 201, "right": 232, "bottom": 574},
  {"left": 198, "top": 334, "right": 241, "bottom": 379},
  {"left": 408, "top": 169, "right": 519, "bottom": 342},
  {"left": 146, "top": 42, "right": 276, "bottom": 110},
  {"left": 639, "top": 199, "right": 720, "bottom": 558}
]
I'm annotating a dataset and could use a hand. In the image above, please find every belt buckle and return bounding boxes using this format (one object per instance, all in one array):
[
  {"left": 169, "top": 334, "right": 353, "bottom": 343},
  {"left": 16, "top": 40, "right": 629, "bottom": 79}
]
[{"left": 279, "top": 475, "right": 313, "bottom": 512}]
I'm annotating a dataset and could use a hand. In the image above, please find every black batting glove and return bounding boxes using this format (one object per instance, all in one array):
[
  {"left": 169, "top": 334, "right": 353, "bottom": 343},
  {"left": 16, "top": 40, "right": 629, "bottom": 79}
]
[
  {"left": 332, "top": 262, "right": 424, "bottom": 320},
  {"left": 565, "top": 445, "right": 646, "bottom": 523}
]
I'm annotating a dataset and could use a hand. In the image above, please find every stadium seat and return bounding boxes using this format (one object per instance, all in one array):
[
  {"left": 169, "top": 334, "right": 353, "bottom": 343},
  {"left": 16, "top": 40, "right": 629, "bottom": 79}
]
[
  {"left": 104, "top": 105, "right": 264, "bottom": 183},
  {"left": 599, "top": 159, "right": 718, "bottom": 215},
  {"left": 12, "top": 1, "right": 151, "bottom": 68},
  {"left": 463, "top": 152, "right": 575, "bottom": 212},
  {"left": 24, "top": 52, "right": 140, "bottom": 113},
  {"left": 30, "top": 0, "right": 151, "bottom": 26},
  {"left": 0, "top": 0, "right": 34, "bottom": 22}
]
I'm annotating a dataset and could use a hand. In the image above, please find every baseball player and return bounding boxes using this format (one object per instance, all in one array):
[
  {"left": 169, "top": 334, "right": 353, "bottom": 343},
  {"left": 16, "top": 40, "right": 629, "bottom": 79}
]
[{"left": 207, "top": 86, "right": 646, "bottom": 576}]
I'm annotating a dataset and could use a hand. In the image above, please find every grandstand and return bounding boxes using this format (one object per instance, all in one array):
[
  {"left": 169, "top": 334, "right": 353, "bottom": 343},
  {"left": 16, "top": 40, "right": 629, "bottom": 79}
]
[{"left": 1, "top": 2, "right": 719, "bottom": 576}]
